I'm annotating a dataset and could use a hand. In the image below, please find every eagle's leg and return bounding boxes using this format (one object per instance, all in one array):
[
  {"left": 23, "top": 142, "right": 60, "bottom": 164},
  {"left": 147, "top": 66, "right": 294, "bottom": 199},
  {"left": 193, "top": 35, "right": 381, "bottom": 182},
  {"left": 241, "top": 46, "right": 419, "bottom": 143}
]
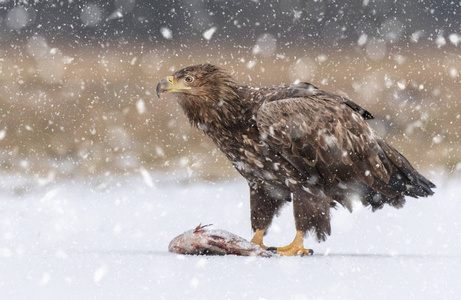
[
  {"left": 271, "top": 189, "right": 330, "bottom": 256},
  {"left": 250, "top": 229, "right": 268, "bottom": 249},
  {"left": 248, "top": 181, "right": 290, "bottom": 250},
  {"left": 273, "top": 231, "right": 313, "bottom": 256}
]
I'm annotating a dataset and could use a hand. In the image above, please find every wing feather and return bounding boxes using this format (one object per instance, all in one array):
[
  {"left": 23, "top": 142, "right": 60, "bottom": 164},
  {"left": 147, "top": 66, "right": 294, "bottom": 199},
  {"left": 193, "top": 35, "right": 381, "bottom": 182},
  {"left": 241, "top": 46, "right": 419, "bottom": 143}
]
[{"left": 255, "top": 97, "right": 397, "bottom": 198}]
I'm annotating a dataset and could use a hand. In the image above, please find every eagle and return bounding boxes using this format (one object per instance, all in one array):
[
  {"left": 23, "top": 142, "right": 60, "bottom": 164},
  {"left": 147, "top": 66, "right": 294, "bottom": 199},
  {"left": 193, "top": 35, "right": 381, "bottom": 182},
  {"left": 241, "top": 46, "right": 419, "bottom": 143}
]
[{"left": 156, "top": 64, "right": 435, "bottom": 256}]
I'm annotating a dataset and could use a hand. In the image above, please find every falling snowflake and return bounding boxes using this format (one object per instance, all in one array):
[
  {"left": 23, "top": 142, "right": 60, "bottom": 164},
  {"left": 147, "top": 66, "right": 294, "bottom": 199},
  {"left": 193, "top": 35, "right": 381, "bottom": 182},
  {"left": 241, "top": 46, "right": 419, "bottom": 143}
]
[
  {"left": 358, "top": 34, "right": 368, "bottom": 46},
  {"left": 136, "top": 99, "right": 146, "bottom": 114},
  {"left": 80, "top": 3, "right": 103, "bottom": 27},
  {"left": 448, "top": 33, "right": 459, "bottom": 46},
  {"left": 6, "top": 6, "right": 30, "bottom": 30},
  {"left": 365, "top": 38, "right": 387, "bottom": 61},
  {"left": 93, "top": 265, "right": 108, "bottom": 283},
  {"left": 139, "top": 167, "right": 154, "bottom": 187},
  {"left": 410, "top": 30, "right": 424, "bottom": 43},
  {"left": 202, "top": 27, "right": 217, "bottom": 40},
  {"left": 252, "top": 33, "right": 277, "bottom": 58},
  {"left": 435, "top": 35, "right": 446, "bottom": 48},
  {"left": 160, "top": 27, "right": 173, "bottom": 40}
]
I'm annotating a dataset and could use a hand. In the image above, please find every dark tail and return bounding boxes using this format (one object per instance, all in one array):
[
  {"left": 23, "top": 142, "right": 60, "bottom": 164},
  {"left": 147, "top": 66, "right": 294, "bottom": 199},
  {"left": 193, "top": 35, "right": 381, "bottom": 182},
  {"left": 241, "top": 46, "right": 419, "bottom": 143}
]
[
  {"left": 358, "top": 140, "right": 436, "bottom": 211},
  {"left": 403, "top": 170, "right": 436, "bottom": 198},
  {"left": 360, "top": 167, "right": 435, "bottom": 212},
  {"left": 378, "top": 140, "right": 436, "bottom": 199}
]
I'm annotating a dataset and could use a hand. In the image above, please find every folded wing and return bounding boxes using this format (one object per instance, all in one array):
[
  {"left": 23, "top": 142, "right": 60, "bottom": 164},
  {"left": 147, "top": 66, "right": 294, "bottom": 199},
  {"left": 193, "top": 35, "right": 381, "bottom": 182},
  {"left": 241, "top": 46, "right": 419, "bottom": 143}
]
[{"left": 255, "top": 95, "right": 435, "bottom": 210}]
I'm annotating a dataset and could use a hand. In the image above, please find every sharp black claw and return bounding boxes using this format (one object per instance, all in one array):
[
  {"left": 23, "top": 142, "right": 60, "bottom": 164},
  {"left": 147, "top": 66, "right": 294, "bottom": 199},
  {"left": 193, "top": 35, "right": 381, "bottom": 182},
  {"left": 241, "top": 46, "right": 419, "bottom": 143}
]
[
  {"left": 266, "top": 247, "right": 278, "bottom": 253},
  {"left": 308, "top": 249, "right": 314, "bottom": 255}
]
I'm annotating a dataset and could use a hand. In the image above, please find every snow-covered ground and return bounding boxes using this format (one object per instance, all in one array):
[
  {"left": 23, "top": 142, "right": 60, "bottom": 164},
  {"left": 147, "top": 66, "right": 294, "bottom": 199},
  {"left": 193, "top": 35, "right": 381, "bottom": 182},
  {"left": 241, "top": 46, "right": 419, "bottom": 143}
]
[{"left": 1, "top": 171, "right": 460, "bottom": 299}]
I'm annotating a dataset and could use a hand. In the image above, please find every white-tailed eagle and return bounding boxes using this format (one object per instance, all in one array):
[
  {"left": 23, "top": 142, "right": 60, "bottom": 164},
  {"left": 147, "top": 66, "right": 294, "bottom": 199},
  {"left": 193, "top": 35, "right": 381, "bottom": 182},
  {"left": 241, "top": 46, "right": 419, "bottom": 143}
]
[{"left": 157, "top": 64, "right": 435, "bottom": 256}]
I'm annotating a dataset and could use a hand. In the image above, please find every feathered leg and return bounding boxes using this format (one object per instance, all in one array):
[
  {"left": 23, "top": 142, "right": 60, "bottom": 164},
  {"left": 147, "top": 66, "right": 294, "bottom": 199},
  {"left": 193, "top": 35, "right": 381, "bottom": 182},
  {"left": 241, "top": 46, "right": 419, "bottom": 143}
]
[
  {"left": 248, "top": 181, "right": 290, "bottom": 249},
  {"left": 292, "top": 188, "right": 332, "bottom": 242},
  {"left": 272, "top": 187, "right": 331, "bottom": 256}
]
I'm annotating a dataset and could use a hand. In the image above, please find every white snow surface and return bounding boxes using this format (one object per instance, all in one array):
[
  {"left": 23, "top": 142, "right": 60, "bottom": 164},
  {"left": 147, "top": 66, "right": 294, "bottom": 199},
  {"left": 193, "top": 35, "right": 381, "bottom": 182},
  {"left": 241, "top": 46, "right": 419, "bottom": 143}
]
[{"left": 1, "top": 172, "right": 460, "bottom": 299}]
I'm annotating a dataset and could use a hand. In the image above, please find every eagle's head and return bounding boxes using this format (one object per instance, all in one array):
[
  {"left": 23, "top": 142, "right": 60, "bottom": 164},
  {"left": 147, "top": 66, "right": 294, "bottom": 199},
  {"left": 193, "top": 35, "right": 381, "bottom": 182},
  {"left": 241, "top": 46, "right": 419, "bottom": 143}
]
[
  {"left": 156, "top": 64, "right": 241, "bottom": 127},
  {"left": 156, "top": 64, "right": 237, "bottom": 101}
]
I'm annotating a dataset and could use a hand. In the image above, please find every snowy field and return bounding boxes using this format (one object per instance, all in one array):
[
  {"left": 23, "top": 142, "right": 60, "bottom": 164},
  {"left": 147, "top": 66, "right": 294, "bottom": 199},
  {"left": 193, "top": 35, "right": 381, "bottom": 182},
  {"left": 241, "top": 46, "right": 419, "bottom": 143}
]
[{"left": 1, "top": 171, "right": 460, "bottom": 300}]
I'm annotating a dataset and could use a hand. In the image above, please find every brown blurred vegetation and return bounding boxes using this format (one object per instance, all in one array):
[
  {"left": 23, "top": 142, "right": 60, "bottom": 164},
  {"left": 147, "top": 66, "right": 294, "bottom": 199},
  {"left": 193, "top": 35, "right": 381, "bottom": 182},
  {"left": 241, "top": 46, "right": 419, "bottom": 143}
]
[{"left": 0, "top": 44, "right": 459, "bottom": 180}]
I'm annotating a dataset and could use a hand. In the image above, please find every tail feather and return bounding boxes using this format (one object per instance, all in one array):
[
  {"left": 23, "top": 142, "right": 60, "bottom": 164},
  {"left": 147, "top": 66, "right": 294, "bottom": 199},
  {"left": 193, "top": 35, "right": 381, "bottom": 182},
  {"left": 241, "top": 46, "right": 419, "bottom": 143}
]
[
  {"left": 377, "top": 140, "right": 436, "bottom": 198},
  {"left": 405, "top": 172, "right": 436, "bottom": 198}
]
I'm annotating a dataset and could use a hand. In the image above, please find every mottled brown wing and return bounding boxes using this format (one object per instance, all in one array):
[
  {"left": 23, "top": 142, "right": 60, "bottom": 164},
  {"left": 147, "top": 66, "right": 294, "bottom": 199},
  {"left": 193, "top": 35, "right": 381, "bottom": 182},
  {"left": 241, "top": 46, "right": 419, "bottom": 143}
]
[{"left": 255, "top": 96, "right": 399, "bottom": 194}]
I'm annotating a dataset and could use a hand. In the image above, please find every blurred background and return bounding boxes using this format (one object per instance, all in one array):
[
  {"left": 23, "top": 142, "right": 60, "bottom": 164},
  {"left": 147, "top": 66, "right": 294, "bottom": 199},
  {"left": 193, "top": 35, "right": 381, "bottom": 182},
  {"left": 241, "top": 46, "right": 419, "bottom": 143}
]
[{"left": 0, "top": 0, "right": 459, "bottom": 181}]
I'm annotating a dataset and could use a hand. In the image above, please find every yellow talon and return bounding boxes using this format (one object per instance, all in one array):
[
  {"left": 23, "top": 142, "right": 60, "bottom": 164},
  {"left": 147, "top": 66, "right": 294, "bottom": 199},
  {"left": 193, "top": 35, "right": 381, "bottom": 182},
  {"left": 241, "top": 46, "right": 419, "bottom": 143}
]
[
  {"left": 252, "top": 230, "right": 314, "bottom": 256},
  {"left": 250, "top": 229, "right": 268, "bottom": 249},
  {"left": 276, "top": 231, "right": 314, "bottom": 256}
]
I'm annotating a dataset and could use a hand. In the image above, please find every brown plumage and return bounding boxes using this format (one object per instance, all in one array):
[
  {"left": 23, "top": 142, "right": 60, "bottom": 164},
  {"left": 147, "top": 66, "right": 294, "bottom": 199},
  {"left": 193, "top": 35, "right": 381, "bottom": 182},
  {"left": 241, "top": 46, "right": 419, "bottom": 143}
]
[{"left": 157, "top": 64, "right": 435, "bottom": 255}]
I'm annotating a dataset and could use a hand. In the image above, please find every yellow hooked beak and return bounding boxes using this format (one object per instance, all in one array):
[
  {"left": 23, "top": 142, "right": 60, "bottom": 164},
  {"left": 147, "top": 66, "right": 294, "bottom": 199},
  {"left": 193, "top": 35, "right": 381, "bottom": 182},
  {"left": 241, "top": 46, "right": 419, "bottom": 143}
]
[{"left": 156, "top": 76, "right": 191, "bottom": 98}]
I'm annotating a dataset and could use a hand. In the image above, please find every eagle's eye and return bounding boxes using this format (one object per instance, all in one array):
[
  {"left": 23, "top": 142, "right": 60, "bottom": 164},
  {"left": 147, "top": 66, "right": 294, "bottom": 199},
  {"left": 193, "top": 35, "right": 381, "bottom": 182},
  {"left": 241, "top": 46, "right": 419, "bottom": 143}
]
[{"left": 184, "top": 76, "right": 194, "bottom": 83}]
